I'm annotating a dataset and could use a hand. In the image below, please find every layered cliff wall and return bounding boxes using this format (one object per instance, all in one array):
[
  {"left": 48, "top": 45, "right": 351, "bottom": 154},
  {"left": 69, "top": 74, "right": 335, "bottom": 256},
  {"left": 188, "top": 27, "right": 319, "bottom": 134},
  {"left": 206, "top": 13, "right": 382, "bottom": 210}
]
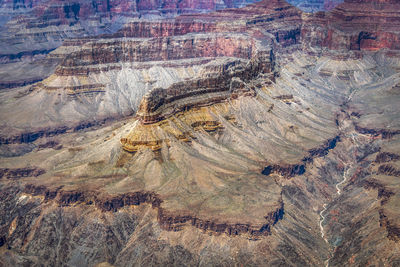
[
  {"left": 21, "top": 183, "right": 284, "bottom": 237},
  {"left": 117, "top": 30, "right": 274, "bottom": 152},
  {"left": 55, "top": 33, "right": 257, "bottom": 75},
  {"left": 3, "top": 0, "right": 400, "bottom": 147},
  {"left": 302, "top": 0, "right": 400, "bottom": 56}
]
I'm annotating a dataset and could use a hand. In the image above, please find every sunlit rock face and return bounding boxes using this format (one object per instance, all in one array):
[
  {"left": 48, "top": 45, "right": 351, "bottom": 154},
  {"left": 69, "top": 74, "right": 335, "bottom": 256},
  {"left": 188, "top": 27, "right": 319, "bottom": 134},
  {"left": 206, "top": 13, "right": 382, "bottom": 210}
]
[
  {"left": 0, "top": 0, "right": 400, "bottom": 266},
  {"left": 0, "top": 0, "right": 261, "bottom": 92}
]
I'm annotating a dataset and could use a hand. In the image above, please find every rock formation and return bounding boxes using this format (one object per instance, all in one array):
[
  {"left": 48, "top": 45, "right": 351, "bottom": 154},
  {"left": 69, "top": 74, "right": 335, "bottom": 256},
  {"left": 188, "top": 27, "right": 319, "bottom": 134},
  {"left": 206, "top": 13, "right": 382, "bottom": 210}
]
[{"left": 0, "top": 0, "right": 400, "bottom": 266}]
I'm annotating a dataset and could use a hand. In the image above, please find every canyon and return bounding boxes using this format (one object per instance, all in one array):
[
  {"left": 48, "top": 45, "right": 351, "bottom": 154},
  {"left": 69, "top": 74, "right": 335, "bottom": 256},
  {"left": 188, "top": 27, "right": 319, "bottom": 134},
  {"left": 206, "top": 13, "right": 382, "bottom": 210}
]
[{"left": 0, "top": 0, "right": 400, "bottom": 266}]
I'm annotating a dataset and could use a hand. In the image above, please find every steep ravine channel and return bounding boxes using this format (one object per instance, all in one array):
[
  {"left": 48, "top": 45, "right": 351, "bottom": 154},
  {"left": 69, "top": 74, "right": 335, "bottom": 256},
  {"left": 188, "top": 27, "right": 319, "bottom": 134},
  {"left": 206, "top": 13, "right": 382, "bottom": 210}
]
[
  {"left": 319, "top": 165, "right": 351, "bottom": 267},
  {"left": 319, "top": 94, "right": 361, "bottom": 267}
]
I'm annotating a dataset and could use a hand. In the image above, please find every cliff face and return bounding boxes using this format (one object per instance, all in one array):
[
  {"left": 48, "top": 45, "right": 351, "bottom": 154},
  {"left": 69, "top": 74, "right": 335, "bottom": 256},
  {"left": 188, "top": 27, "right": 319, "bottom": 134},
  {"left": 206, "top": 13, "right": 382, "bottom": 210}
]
[
  {"left": 302, "top": 0, "right": 400, "bottom": 55},
  {"left": 131, "top": 40, "right": 272, "bottom": 122},
  {"left": 20, "top": 183, "right": 284, "bottom": 237},
  {"left": 56, "top": 34, "right": 257, "bottom": 75},
  {"left": 0, "top": 0, "right": 261, "bottom": 92}
]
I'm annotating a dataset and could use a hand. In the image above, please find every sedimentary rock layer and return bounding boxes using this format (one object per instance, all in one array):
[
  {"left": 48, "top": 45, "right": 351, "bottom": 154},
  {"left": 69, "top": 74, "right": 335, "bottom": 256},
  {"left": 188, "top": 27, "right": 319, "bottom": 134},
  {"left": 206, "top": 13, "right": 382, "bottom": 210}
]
[
  {"left": 54, "top": 33, "right": 259, "bottom": 76},
  {"left": 302, "top": 0, "right": 400, "bottom": 55},
  {"left": 0, "top": 167, "right": 45, "bottom": 179},
  {"left": 21, "top": 183, "right": 284, "bottom": 237}
]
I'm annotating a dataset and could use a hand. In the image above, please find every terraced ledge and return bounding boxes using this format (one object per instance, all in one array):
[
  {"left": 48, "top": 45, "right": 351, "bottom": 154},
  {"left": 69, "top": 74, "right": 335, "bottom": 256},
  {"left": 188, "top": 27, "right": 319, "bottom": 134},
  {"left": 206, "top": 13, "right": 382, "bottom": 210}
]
[
  {"left": 374, "top": 152, "right": 400, "bottom": 163},
  {"left": 377, "top": 164, "right": 400, "bottom": 177},
  {"left": 22, "top": 184, "right": 284, "bottom": 238},
  {"left": 262, "top": 136, "right": 340, "bottom": 178},
  {"left": 379, "top": 210, "right": 400, "bottom": 242},
  {"left": 0, "top": 117, "right": 124, "bottom": 144},
  {"left": 363, "top": 179, "right": 395, "bottom": 205},
  {"left": 355, "top": 125, "right": 400, "bottom": 139},
  {"left": 120, "top": 49, "right": 274, "bottom": 152},
  {"left": 0, "top": 167, "right": 45, "bottom": 180}
]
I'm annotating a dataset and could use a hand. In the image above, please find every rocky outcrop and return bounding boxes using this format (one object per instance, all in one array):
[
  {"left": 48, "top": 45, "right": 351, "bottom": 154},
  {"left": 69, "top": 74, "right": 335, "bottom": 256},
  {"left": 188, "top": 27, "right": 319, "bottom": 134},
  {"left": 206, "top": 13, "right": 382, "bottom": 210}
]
[
  {"left": 377, "top": 164, "right": 400, "bottom": 177},
  {"left": 105, "top": 20, "right": 216, "bottom": 38},
  {"left": 262, "top": 136, "right": 340, "bottom": 178},
  {"left": 120, "top": 104, "right": 232, "bottom": 152},
  {"left": 0, "top": 78, "right": 44, "bottom": 90},
  {"left": 0, "top": 167, "right": 45, "bottom": 179},
  {"left": 55, "top": 33, "right": 258, "bottom": 76},
  {"left": 306, "top": 136, "right": 340, "bottom": 159},
  {"left": 302, "top": 0, "right": 400, "bottom": 55},
  {"left": 379, "top": 209, "right": 400, "bottom": 242},
  {"left": 363, "top": 179, "right": 394, "bottom": 204},
  {"left": 375, "top": 152, "right": 400, "bottom": 163},
  {"left": 262, "top": 164, "right": 306, "bottom": 178},
  {"left": 355, "top": 125, "right": 400, "bottom": 139},
  {"left": 0, "top": 117, "right": 118, "bottom": 144},
  {"left": 37, "top": 140, "right": 62, "bottom": 150},
  {"left": 134, "top": 51, "right": 272, "bottom": 124},
  {"left": 21, "top": 184, "right": 284, "bottom": 237},
  {"left": 0, "top": 126, "right": 67, "bottom": 144},
  {"left": 46, "top": 0, "right": 303, "bottom": 76},
  {"left": 0, "top": 0, "right": 261, "bottom": 100},
  {"left": 157, "top": 201, "right": 284, "bottom": 237},
  {"left": 117, "top": 30, "right": 274, "bottom": 152},
  {"left": 0, "top": 0, "right": 260, "bottom": 54}
]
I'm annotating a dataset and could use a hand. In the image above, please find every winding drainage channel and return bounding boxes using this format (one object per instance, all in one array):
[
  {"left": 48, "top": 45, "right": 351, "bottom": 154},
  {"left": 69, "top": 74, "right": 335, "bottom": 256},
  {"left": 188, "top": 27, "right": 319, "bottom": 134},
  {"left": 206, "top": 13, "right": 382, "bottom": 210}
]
[{"left": 319, "top": 164, "right": 351, "bottom": 267}]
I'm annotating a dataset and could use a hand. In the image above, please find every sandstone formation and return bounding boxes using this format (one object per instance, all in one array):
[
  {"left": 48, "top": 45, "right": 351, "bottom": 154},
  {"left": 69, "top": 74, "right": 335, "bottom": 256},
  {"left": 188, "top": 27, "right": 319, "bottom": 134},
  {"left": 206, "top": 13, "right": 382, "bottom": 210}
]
[{"left": 0, "top": 0, "right": 261, "bottom": 92}]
